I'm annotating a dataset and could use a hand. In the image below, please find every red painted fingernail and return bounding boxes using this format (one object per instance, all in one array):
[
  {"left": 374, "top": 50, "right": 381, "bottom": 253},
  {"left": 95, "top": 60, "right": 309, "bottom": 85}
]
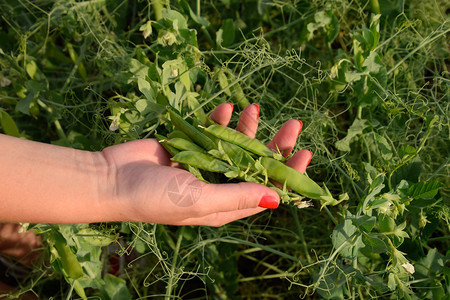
[
  {"left": 227, "top": 102, "right": 234, "bottom": 110},
  {"left": 307, "top": 151, "right": 313, "bottom": 165},
  {"left": 298, "top": 120, "right": 303, "bottom": 136},
  {"left": 258, "top": 195, "right": 279, "bottom": 209},
  {"left": 253, "top": 104, "right": 260, "bottom": 119}
]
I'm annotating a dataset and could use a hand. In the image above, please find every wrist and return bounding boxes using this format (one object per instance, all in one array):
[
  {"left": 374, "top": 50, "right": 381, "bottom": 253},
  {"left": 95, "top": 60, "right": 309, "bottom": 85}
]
[{"left": 97, "top": 150, "right": 136, "bottom": 222}]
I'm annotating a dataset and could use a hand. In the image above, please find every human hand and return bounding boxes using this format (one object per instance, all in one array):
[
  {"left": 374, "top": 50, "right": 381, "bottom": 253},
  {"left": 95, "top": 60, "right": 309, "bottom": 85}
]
[
  {"left": 0, "top": 223, "right": 42, "bottom": 266},
  {"left": 101, "top": 103, "right": 312, "bottom": 226}
]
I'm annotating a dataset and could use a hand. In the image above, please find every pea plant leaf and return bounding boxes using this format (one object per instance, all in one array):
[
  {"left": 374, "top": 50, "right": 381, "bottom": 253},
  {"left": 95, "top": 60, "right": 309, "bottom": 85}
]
[
  {"left": 349, "top": 214, "right": 376, "bottom": 232},
  {"left": 366, "top": 132, "right": 393, "bottom": 161},
  {"left": 406, "top": 181, "right": 442, "bottom": 200},
  {"left": 362, "top": 234, "right": 388, "bottom": 253},
  {"left": 216, "top": 19, "right": 235, "bottom": 47},
  {"left": 0, "top": 109, "right": 20, "bottom": 137},
  {"left": 332, "top": 218, "right": 365, "bottom": 259},
  {"left": 398, "top": 145, "right": 416, "bottom": 160},
  {"left": 335, "top": 118, "right": 370, "bottom": 152}
]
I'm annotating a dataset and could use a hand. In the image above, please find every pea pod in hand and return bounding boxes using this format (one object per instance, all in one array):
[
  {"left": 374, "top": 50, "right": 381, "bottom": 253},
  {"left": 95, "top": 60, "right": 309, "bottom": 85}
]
[
  {"left": 260, "top": 157, "right": 346, "bottom": 208},
  {"left": 168, "top": 108, "right": 216, "bottom": 150},
  {"left": 203, "top": 124, "right": 274, "bottom": 157},
  {"left": 172, "top": 151, "right": 238, "bottom": 173}
]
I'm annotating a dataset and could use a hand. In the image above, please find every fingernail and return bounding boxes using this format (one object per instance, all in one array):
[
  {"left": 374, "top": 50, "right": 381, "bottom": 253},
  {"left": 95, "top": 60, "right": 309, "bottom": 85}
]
[
  {"left": 307, "top": 151, "right": 313, "bottom": 165},
  {"left": 253, "top": 104, "right": 260, "bottom": 119},
  {"left": 298, "top": 120, "right": 303, "bottom": 136},
  {"left": 227, "top": 102, "right": 234, "bottom": 110},
  {"left": 258, "top": 195, "right": 279, "bottom": 209}
]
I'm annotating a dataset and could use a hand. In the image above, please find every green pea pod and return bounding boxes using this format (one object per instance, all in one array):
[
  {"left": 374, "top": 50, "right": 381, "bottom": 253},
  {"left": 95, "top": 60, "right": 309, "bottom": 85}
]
[
  {"left": 168, "top": 130, "right": 192, "bottom": 141},
  {"left": 169, "top": 108, "right": 216, "bottom": 150},
  {"left": 156, "top": 135, "right": 205, "bottom": 181},
  {"left": 53, "top": 234, "right": 84, "bottom": 280},
  {"left": 221, "top": 140, "right": 256, "bottom": 169},
  {"left": 204, "top": 124, "right": 273, "bottom": 157},
  {"left": 155, "top": 134, "right": 180, "bottom": 157},
  {"left": 172, "top": 151, "right": 236, "bottom": 173},
  {"left": 260, "top": 157, "right": 327, "bottom": 200},
  {"left": 166, "top": 137, "right": 206, "bottom": 152}
]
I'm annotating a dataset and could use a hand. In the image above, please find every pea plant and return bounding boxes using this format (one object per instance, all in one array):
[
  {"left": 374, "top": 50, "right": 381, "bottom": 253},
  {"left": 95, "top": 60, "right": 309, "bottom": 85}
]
[{"left": 0, "top": 0, "right": 448, "bottom": 299}]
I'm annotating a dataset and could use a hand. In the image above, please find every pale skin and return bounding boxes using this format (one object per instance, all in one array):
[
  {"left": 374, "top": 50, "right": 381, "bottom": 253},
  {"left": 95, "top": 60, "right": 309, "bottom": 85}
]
[{"left": 0, "top": 103, "right": 312, "bottom": 227}]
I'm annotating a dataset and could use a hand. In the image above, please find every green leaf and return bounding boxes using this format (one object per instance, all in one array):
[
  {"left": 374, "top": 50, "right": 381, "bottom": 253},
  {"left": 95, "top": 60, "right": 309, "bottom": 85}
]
[
  {"left": 366, "top": 132, "right": 393, "bottom": 160},
  {"left": 162, "top": 9, "right": 187, "bottom": 30},
  {"left": 0, "top": 109, "right": 20, "bottom": 137},
  {"left": 216, "top": 19, "right": 235, "bottom": 47},
  {"left": 135, "top": 99, "right": 148, "bottom": 113},
  {"left": 378, "top": 214, "right": 396, "bottom": 233},
  {"left": 103, "top": 274, "right": 132, "bottom": 300},
  {"left": 391, "top": 157, "right": 422, "bottom": 186},
  {"left": 332, "top": 219, "right": 364, "bottom": 259},
  {"left": 415, "top": 248, "right": 445, "bottom": 280},
  {"left": 406, "top": 181, "right": 442, "bottom": 199},
  {"left": 178, "top": 0, "right": 210, "bottom": 27},
  {"left": 362, "top": 235, "right": 388, "bottom": 253},
  {"left": 387, "top": 272, "right": 397, "bottom": 291},
  {"left": 325, "top": 11, "right": 340, "bottom": 43},
  {"left": 362, "top": 173, "right": 385, "bottom": 213},
  {"left": 335, "top": 119, "right": 370, "bottom": 152},
  {"left": 398, "top": 145, "right": 416, "bottom": 160},
  {"left": 137, "top": 78, "right": 155, "bottom": 101},
  {"left": 350, "top": 215, "right": 376, "bottom": 232},
  {"left": 15, "top": 93, "right": 34, "bottom": 115},
  {"left": 76, "top": 228, "right": 115, "bottom": 247},
  {"left": 129, "top": 58, "right": 149, "bottom": 78},
  {"left": 25, "top": 59, "right": 38, "bottom": 79}
]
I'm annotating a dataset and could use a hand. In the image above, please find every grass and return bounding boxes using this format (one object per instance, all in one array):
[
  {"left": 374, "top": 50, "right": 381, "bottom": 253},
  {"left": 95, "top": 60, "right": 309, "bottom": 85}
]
[{"left": 0, "top": 0, "right": 449, "bottom": 299}]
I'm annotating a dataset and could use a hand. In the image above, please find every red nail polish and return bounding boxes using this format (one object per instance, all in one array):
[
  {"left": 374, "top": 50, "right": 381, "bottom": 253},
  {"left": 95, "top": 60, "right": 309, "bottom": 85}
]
[
  {"left": 253, "top": 104, "right": 260, "bottom": 119},
  {"left": 307, "top": 151, "right": 313, "bottom": 165},
  {"left": 258, "top": 195, "right": 279, "bottom": 209},
  {"left": 227, "top": 102, "right": 234, "bottom": 110},
  {"left": 298, "top": 120, "right": 303, "bottom": 136}
]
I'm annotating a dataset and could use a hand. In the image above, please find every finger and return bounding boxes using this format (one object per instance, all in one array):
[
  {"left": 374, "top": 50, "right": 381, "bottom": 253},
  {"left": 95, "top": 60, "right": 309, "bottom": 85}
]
[
  {"left": 236, "top": 104, "right": 259, "bottom": 138},
  {"left": 190, "top": 182, "right": 279, "bottom": 218},
  {"left": 270, "top": 149, "right": 312, "bottom": 189},
  {"left": 177, "top": 207, "right": 266, "bottom": 226},
  {"left": 267, "top": 119, "right": 302, "bottom": 157},
  {"left": 286, "top": 149, "right": 313, "bottom": 174},
  {"left": 208, "top": 102, "right": 234, "bottom": 126}
]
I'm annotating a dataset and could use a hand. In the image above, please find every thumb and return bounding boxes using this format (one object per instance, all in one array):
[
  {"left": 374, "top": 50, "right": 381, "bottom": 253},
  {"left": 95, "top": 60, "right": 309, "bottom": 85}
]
[{"left": 196, "top": 182, "right": 280, "bottom": 216}]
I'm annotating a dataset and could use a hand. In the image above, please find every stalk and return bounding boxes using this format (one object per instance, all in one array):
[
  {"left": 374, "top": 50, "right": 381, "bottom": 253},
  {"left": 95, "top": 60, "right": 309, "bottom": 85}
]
[
  {"left": 165, "top": 227, "right": 184, "bottom": 300},
  {"left": 291, "top": 206, "right": 312, "bottom": 262}
]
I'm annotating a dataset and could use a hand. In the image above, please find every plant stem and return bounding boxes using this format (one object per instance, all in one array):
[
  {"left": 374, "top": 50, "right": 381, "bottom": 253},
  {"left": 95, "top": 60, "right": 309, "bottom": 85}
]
[
  {"left": 323, "top": 206, "right": 338, "bottom": 226},
  {"left": 165, "top": 226, "right": 184, "bottom": 300},
  {"left": 291, "top": 206, "right": 312, "bottom": 262}
]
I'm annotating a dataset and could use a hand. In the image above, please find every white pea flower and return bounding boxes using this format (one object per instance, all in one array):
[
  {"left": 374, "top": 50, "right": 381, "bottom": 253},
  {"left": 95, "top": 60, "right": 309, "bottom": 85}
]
[
  {"left": 295, "top": 200, "right": 313, "bottom": 209},
  {"left": 108, "top": 115, "right": 120, "bottom": 131},
  {"left": 0, "top": 76, "right": 11, "bottom": 87},
  {"left": 108, "top": 109, "right": 127, "bottom": 132},
  {"left": 401, "top": 262, "right": 415, "bottom": 274},
  {"left": 170, "top": 68, "right": 178, "bottom": 77}
]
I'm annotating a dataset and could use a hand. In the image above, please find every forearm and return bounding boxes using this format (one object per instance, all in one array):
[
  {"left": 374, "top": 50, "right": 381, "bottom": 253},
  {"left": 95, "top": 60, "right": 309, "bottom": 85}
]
[{"left": 0, "top": 134, "right": 116, "bottom": 223}]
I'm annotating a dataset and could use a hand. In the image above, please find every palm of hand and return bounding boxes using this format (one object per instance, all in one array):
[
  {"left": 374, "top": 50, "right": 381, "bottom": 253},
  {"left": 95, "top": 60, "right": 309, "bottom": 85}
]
[{"left": 101, "top": 104, "right": 312, "bottom": 226}]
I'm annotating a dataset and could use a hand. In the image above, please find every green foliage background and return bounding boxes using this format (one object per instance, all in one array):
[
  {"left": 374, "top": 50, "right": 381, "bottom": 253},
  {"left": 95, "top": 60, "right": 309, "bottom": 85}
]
[{"left": 0, "top": 0, "right": 448, "bottom": 299}]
